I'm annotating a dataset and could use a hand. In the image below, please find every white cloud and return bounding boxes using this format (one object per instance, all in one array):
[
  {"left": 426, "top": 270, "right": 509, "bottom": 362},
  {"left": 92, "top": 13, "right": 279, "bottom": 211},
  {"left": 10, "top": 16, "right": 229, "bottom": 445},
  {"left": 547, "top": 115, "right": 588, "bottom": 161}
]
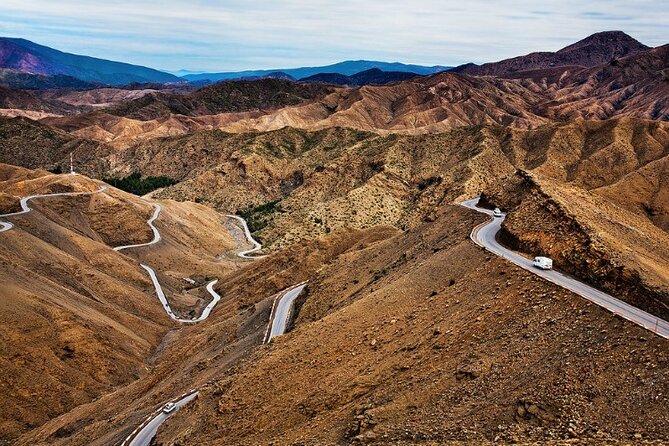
[{"left": 0, "top": 0, "right": 667, "bottom": 71}]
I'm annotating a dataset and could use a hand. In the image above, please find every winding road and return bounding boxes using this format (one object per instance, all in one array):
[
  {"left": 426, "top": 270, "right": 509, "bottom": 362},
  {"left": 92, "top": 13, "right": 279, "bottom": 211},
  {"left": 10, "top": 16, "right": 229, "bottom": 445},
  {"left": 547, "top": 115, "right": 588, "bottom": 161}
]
[
  {"left": 119, "top": 208, "right": 283, "bottom": 446},
  {"left": 264, "top": 282, "right": 308, "bottom": 343},
  {"left": 113, "top": 204, "right": 161, "bottom": 251},
  {"left": 112, "top": 203, "right": 233, "bottom": 323},
  {"left": 122, "top": 391, "right": 198, "bottom": 446},
  {"left": 122, "top": 282, "right": 308, "bottom": 446},
  {"left": 0, "top": 179, "right": 291, "bottom": 444},
  {"left": 460, "top": 197, "right": 669, "bottom": 339},
  {"left": 0, "top": 185, "right": 107, "bottom": 232},
  {"left": 227, "top": 214, "right": 266, "bottom": 259},
  {"left": 141, "top": 264, "right": 220, "bottom": 323}
]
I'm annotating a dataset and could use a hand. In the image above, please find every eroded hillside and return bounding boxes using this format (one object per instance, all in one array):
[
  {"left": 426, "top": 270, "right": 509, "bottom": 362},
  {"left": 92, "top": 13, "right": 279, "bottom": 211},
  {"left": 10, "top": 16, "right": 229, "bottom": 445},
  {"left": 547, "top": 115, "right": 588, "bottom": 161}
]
[
  {"left": 0, "top": 165, "right": 240, "bottom": 442},
  {"left": 148, "top": 203, "right": 669, "bottom": 445},
  {"left": 28, "top": 43, "right": 667, "bottom": 148}
]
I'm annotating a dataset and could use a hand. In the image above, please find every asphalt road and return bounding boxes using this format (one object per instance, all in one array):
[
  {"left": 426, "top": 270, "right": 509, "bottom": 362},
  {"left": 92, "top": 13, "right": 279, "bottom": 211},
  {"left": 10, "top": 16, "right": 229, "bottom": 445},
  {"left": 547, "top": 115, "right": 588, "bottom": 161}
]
[
  {"left": 140, "top": 264, "right": 220, "bottom": 323},
  {"left": 0, "top": 185, "right": 107, "bottom": 232},
  {"left": 265, "top": 282, "right": 308, "bottom": 343},
  {"left": 120, "top": 210, "right": 267, "bottom": 446},
  {"left": 460, "top": 197, "right": 669, "bottom": 339},
  {"left": 113, "top": 203, "right": 225, "bottom": 323},
  {"left": 124, "top": 391, "right": 198, "bottom": 446},
  {"left": 113, "top": 204, "right": 161, "bottom": 251},
  {"left": 227, "top": 214, "right": 266, "bottom": 259}
]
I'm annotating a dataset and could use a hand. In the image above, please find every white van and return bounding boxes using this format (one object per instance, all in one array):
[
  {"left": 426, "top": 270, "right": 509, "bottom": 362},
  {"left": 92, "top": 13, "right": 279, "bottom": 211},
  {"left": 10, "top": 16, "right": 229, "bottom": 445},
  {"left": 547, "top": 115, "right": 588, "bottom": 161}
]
[
  {"left": 533, "top": 256, "right": 553, "bottom": 270},
  {"left": 493, "top": 208, "right": 502, "bottom": 218},
  {"left": 162, "top": 402, "right": 176, "bottom": 414}
]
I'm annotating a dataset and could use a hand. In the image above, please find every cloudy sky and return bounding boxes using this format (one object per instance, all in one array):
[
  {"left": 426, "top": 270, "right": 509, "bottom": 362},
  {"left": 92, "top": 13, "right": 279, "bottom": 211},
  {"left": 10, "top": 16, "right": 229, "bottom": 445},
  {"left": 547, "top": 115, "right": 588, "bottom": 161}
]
[{"left": 1, "top": 0, "right": 667, "bottom": 72}]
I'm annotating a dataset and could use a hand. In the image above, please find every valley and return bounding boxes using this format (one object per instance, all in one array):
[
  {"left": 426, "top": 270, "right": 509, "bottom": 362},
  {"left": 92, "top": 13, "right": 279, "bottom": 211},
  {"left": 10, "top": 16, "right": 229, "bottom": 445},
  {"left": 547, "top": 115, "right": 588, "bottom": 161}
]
[{"left": 0, "top": 28, "right": 668, "bottom": 446}]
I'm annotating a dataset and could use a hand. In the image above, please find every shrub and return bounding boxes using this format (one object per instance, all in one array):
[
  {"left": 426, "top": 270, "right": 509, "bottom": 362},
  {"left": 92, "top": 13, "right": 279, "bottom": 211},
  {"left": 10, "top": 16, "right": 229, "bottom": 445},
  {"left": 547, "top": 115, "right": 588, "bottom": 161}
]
[
  {"left": 238, "top": 200, "right": 282, "bottom": 233},
  {"left": 103, "top": 172, "right": 178, "bottom": 196}
]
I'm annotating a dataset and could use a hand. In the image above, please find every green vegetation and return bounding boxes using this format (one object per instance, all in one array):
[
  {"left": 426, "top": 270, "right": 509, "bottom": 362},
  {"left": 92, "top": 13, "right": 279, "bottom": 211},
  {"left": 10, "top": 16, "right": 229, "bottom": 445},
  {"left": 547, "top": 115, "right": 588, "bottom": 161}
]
[
  {"left": 103, "top": 172, "right": 178, "bottom": 196},
  {"left": 238, "top": 199, "right": 282, "bottom": 233}
]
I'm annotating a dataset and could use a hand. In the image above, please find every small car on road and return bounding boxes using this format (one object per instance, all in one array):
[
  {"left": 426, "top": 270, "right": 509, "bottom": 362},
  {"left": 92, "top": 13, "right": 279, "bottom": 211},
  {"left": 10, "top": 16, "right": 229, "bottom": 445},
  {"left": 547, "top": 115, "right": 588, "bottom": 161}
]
[
  {"left": 493, "top": 208, "right": 503, "bottom": 218},
  {"left": 162, "top": 402, "right": 176, "bottom": 414},
  {"left": 533, "top": 256, "right": 553, "bottom": 270}
]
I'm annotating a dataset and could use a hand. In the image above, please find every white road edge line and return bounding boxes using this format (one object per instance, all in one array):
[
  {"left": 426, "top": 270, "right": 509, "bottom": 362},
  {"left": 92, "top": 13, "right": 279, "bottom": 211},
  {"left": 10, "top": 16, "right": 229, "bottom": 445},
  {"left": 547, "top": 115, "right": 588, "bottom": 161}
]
[{"left": 460, "top": 197, "right": 669, "bottom": 339}]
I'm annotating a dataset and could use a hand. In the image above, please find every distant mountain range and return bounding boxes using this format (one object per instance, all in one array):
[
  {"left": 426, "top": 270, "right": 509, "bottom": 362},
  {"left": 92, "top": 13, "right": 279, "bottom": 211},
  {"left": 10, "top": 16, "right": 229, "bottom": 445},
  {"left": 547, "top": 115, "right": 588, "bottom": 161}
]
[
  {"left": 181, "top": 60, "right": 451, "bottom": 82},
  {"left": 0, "top": 37, "right": 180, "bottom": 85},
  {"left": 300, "top": 68, "right": 421, "bottom": 86},
  {"left": 0, "top": 38, "right": 451, "bottom": 88}
]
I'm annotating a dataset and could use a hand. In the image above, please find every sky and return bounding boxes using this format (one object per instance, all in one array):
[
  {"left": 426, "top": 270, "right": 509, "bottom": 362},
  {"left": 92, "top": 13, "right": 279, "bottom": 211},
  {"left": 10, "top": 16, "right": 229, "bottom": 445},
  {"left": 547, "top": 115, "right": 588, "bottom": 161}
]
[{"left": 1, "top": 0, "right": 667, "bottom": 73}]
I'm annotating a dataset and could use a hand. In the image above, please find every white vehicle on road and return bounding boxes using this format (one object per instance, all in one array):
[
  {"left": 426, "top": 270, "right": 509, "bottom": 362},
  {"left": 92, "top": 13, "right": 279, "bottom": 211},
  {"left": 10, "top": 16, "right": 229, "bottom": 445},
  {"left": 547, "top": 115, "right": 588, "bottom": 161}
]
[
  {"left": 460, "top": 197, "right": 669, "bottom": 339},
  {"left": 533, "top": 256, "right": 553, "bottom": 270},
  {"left": 162, "top": 402, "right": 176, "bottom": 414},
  {"left": 492, "top": 208, "right": 503, "bottom": 218}
]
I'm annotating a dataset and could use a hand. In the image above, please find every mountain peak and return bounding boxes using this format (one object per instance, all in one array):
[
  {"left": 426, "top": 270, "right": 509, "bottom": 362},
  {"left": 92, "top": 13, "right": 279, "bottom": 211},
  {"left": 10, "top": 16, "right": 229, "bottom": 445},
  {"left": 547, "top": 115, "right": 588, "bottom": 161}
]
[
  {"left": 557, "top": 30, "right": 649, "bottom": 58},
  {"left": 456, "top": 31, "right": 651, "bottom": 77}
]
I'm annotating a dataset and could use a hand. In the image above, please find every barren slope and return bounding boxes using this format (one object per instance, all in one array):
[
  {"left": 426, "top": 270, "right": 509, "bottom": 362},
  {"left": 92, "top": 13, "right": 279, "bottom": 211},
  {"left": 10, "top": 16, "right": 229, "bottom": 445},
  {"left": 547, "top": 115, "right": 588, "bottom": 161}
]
[
  {"left": 16, "top": 222, "right": 399, "bottom": 446},
  {"left": 483, "top": 171, "right": 669, "bottom": 320},
  {"left": 0, "top": 164, "right": 239, "bottom": 442},
  {"left": 32, "top": 41, "right": 667, "bottom": 147},
  {"left": 0, "top": 116, "right": 113, "bottom": 172},
  {"left": 150, "top": 204, "right": 669, "bottom": 445}
]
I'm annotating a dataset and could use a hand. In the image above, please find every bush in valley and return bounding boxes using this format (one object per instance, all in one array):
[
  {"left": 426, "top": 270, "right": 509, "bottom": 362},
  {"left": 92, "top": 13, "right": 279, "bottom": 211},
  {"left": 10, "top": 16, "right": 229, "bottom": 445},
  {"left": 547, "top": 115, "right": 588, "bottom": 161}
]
[
  {"left": 237, "top": 199, "right": 282, "bottom": 233},
  {"left": 103, "top": 172, "right": 178, "bottom": 196}
]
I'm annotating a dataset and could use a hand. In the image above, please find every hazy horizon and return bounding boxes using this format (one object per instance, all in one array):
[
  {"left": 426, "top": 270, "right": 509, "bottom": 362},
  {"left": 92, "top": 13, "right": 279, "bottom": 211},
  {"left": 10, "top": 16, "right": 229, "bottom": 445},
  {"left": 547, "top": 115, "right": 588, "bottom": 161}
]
[{"left": 1, "top": 0, "right": 668, "bottom": 73}]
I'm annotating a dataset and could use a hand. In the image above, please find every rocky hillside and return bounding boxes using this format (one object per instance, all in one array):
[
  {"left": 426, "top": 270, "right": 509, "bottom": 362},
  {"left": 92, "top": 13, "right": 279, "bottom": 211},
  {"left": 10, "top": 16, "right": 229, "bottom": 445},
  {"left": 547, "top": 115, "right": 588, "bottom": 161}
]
[
  {"left": 0, "top": 116, "right": 113, "bottom": 172},
  {"left": 13, "top": 194, "right": 668, "bottom": 446},
  {"left": 136, "top": 119, "right": 668, "bottom": 250},
  {"left": 0, "top": 164, "right": 244, "bottom": 442},
  {"left": 39, "top": 43, "right": 668, "bottom": 146},
  {"left": 103, "top": 78, "right": 336, "bottom": 120},
  {"left": 2, "top": 116, "right": 666, "bottom": 247},
  {"left": 37, "top": 85, "right": 192, "bottom": 109},
  {"left": 162, "top": 205, "right": 669, "bottom": 446},
  {"left": 483, "top": 171, "right": 669, "bottom": 320},
  {"left": 0, "top": 85, "right": 81, "bottom": 115}
]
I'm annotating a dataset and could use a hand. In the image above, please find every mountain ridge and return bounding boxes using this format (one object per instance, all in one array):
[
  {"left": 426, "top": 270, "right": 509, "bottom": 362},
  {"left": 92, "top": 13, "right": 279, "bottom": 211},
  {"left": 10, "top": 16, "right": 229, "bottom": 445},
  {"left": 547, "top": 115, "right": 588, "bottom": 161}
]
[
  {"left": 454, "top": 30, "right": 651, "bottom": 77},
  {"left": 300, "top": 68, "right": 421, "bottom": 86},
  {"left": 182, "top": 60, "right": 451, "bottom": 82},
  {"left": 0, "top": 37, "right": 180, "bottom": 85}
]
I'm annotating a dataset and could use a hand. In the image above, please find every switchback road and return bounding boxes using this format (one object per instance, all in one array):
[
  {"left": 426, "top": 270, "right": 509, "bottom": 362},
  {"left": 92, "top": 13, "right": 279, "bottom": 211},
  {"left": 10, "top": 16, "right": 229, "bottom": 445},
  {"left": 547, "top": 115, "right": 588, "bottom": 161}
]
[
  {"left": 113, "top": 204, "right": 161, "bottom": 251},
  {"left": 0, "top": 185, "right": 107, "bottom": 232},
  {"left": 120, "top": 209, "right": 271, "bottom": 446},
  {"left": 460, "top": 197, "right": 669, "bottom": 339},
  {"left": 227, "top": 214, "right": 266, "bottom": 259}
]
